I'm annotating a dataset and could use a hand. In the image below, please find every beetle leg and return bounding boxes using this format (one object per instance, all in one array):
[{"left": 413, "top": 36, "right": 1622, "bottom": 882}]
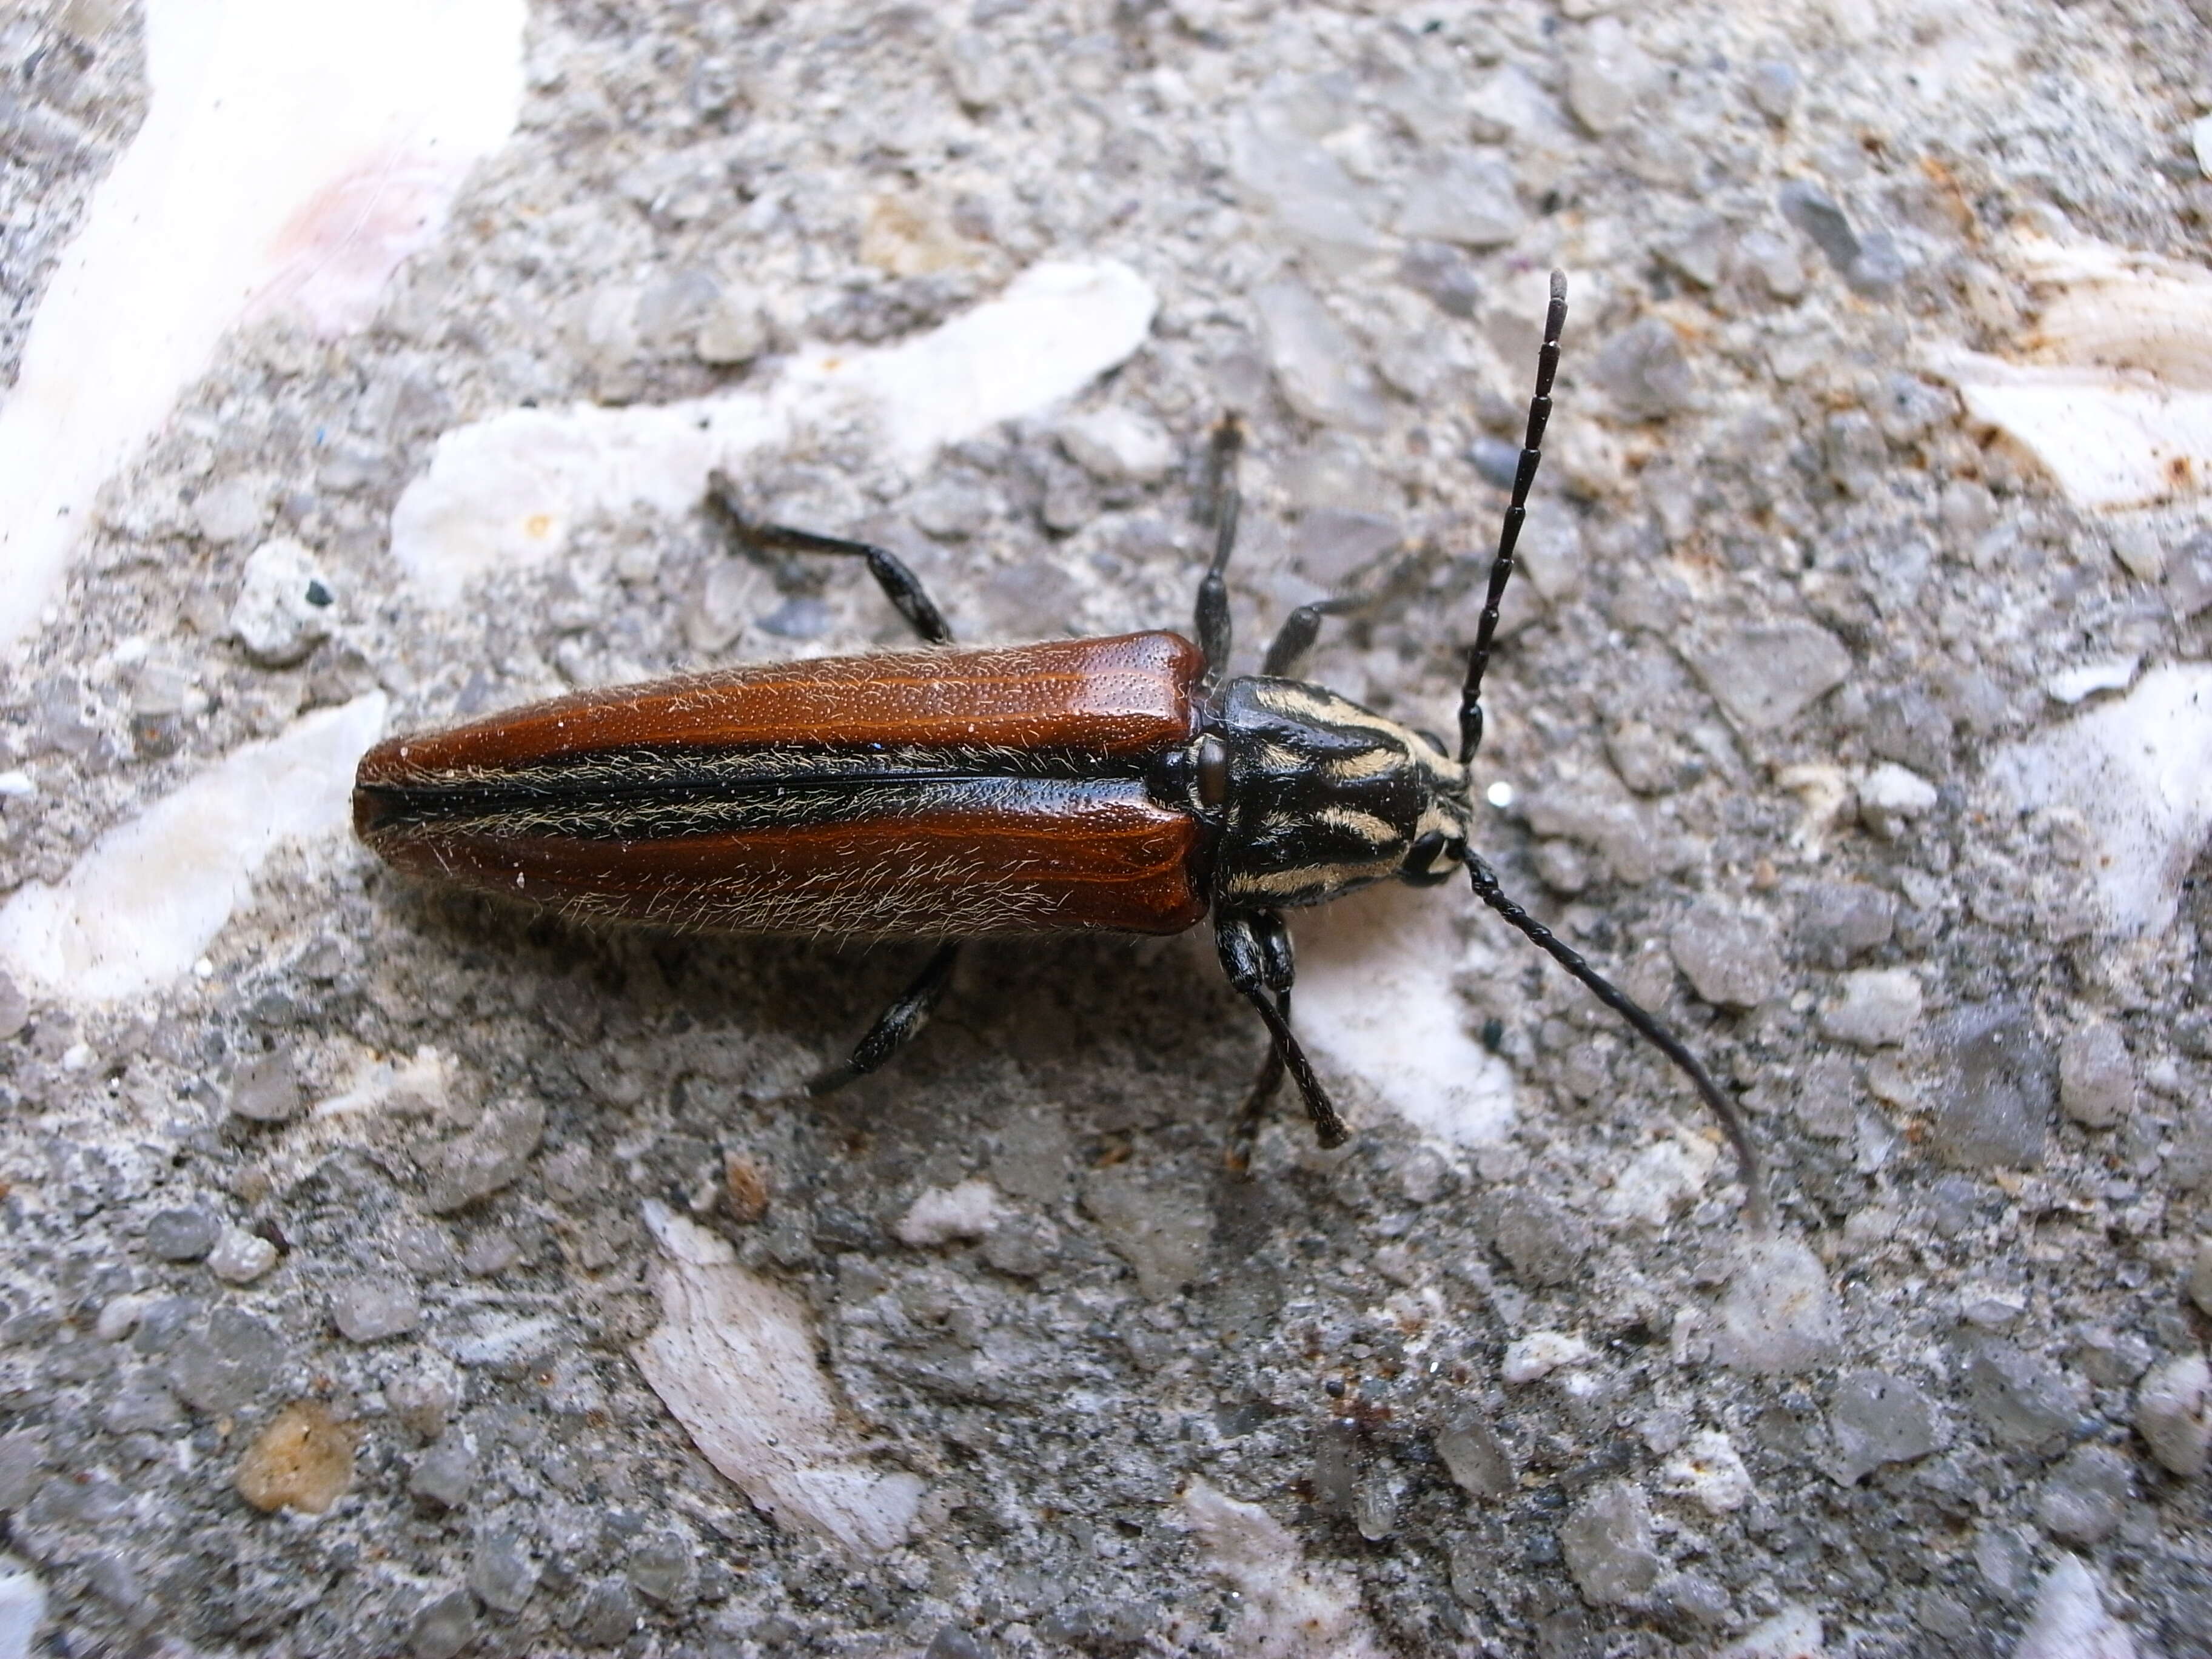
[
  {"left": 804, "top": 942, "right": 962, "bottom": 1095},
  {"left": 1259, "top": 593, "right": 1367, "bottom": 680},
  {"left": 1216, "top": 912, "right": 1347, "bottom": 1151},
  {"left": 1194, "top": 416, "right": 1242, "bottom": 690},
  {"left": 1224, "top": 910, "right": 1298, "bottom": 1173},
  {"left": 707, "top": 471, "right": 954, "bottom": 645}
]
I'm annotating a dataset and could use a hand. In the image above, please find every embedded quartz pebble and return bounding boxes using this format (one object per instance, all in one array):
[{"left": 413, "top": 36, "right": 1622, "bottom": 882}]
[
  {"left": 0, "top": 0, "right": 525, "bottom": 651},
  {"left": 0, "top": 694, "right": 387, "bottom": 1003},
  {"left": 630, "top": 1203, "right": 927, "bottom": 1560},
  {"left": 1986, "top": 663, "right": 2212, "bottom": 936},
  {"left": 1924, "top": 235, "right": 2212, "bottom": 511},
  {"left": 387, "top": 260, "right": 1159, "bottom": 608}
]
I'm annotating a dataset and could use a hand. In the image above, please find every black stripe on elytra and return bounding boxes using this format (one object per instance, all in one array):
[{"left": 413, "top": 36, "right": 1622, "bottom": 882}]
[{"left": 358, "top": 758, "right": 1167, "bottom": 843}]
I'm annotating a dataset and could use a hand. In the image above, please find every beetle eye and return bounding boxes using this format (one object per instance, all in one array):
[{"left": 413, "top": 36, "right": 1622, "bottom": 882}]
[{"left": 1193, "top": 734, "right": 1230, "bottom": 811}]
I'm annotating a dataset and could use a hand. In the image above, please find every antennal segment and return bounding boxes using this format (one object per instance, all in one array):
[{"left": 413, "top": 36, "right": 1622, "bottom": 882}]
[
  {"left": 1458, "top": 269, "right": 1567, "bottom": 764},
  {"left": 1466, "top": 853, "right": 1771, "bottom": 1232}
]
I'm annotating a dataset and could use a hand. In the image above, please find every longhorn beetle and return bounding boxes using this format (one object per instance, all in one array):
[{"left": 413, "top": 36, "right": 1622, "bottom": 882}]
[{"left": 355, "top": 273, "right": 1767, "bottom": 1227}]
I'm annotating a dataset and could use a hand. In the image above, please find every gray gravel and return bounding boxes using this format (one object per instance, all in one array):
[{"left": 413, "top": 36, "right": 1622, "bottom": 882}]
[{"left": 5, "top": 0, "right": 2212, "bottom": 1655}]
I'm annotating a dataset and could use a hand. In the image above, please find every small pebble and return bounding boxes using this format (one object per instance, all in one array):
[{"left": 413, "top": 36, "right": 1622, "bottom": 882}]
[
  {"left": 1056, "top": 407, "right": 1175, "bottom": 484},
  {"left": 192, "top": 475, "right": 270, "bottom": 545},
  {"left": 1778, "top": 180, "right": 1860, "bottom": 271},
  {"left": 1481, "top": 1189, "right": 1585, "bottom": 1287},
  {"left": 418, "top": 1098, "right": 545, "bottom": 1214},
  {"left": 1397, "top": 241, "right": 1481, "bottom": 318},
  {"left": 2013, "top": 1555, "right": 2140, "bottom": 1659},
  {"left": 2134, "top": 1353, "right": 2210, "bottom": 1477},
  {"left": 1738, "top": 227, "right": 1806, "bottom": 300},
  {"left": 469, "top": 1531, "right": 540, "bottom": 1615},
  {"left": 332, "top": 1277, "right": 422, "bottom": 1343},
  {"left": 1962, "top": 1336, "right": 2079, "bottom": 1453},
  {"left": 409, "top": 1589, "right": 478, "bottom": 1659},
  {"left": 1435, "top": 1405, "right": 1515, "bottom": 1498},
  {"left": 1393, "top": 149, "right": 1524, "bottom": 249},
  {"left": 1718, "top": 1607, "right": 1826, "bottom": 1659},
  {"left": 145, "top": 1206, "right": 219, "bottom": 1263},
  {"left": 168, "top": 1307, "right": 287, "bottom": 1413},
  {"left": 234, "top": 1401, "right": 355, "bottom": 1514},
  {"left": 1082, "top": 1166, "right": 1212, "bottom": 1298},
  {"left": 895, "top": 1179, "right": 1002, "bottom": 1248},
  {"left": 1846, "top": 232, "right": 1906, "bottom": 297},
  {"left": 1748, "top": 60, "right": 1800, "bottom": 122},
  {"left": 2034, "top": 1443, "right": 2131, "bottom": 1545},
  {"left": 627, "top": 1531, "right": 695, "bottom": 1606},
  {"left": 1564, "top": 18, "right": 1648, "bottom": 135},
  {"left": 409, "top": 1433, "right": 478, "bottom": 1510},
  {"left": 205, "top": 1227, "right": 278, "bottom": 1285},
  {"left": 0, "top": 972, "right": 28, "bottom": 1041},
  {"left": 1668, "top": 898, "right": 1783, "bottom": 1010},
  {"left": 572, "top": 1579, "right": 640, "bottom": 1647},
  {"left": 2188, "top": 1240, "right": 2212, "bottom": 1318},
  {"left": 1253, "top": 278, "right": 1387, "bottom": 432},
  {"left": 1503, "top": 1331, "right": 1592, "bottom": 1384},
  {"left": 2193, "top": 113, "right": 2212, "bottom": 181},
  {"left": 1931, "top": 1001, "right": 2052, "bottom": 1170},
  {"left": 1689, "top": 620, "right": 1851, "bottom": 732},
  {"left": 1658, "top": 1430, "right": 1753, "bottom": 1513},
  {"left": 458, "top": 1232, "right": 522, "bottom": 1277},
  {"left": 101, "top": 1373, "right": 184, "bottom": 1436},
  {"left": 693, "top": 284, "right": 766, "bottom": 366},
  {"left": 1818, "top": 968, "right": 1922, "bottom": 1048},
  {"left": 1595, "top": 315, "right": 1695, "bottom": 420},
  {"left": 1858, "top": 762, "right": 1937, "bottom": 839},
  {"left": 1794, "top": 881, "right": 1896, "bottom": 968},
  {"left": 1714, "top": 1239, "right": 1842, "bottom": 1374},
  {"left": 227, "top": 1048, "right": 303, "bottom": 1124},
  {"left": 1828, "top": 1370, "right": 1945, "bottom": 1483},
  {"left": 2059, "top": 1021, "right": 2137, "bottom": 1128},
  {"left": 1291, "top": 509, "right": 1399, "bottom": 586},
  {"left": 1560, "top": 1480, "right": 1661, "bottom": 1605},
  {"left": 228, "top": 537, "right": 332, "bottom": 667}
]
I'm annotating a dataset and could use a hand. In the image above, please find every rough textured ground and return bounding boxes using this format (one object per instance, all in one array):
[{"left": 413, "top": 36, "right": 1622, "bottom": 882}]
[{"left": 4, "top": 0, "right": 2212, "bottom": 1655}]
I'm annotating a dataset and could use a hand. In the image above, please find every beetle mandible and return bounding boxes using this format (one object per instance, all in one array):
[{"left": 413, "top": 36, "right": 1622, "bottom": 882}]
[{"left": 354, "top": 272, "right": 1767, "bottom": 1225}]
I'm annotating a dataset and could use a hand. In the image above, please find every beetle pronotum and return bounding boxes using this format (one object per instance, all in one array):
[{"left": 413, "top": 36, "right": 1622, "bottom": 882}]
[{"left": 355, "top": 273, "right": 1766, "bottom": 1225}]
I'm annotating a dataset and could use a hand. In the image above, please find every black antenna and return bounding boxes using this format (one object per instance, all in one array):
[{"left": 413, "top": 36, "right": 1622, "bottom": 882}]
[
  {"left": 1468, "top": 856, "right": 1769, "bottom": 1232},
  {"left": 1456, "top": 274, "right": 1769, "bottom": 1230},
  {"left": 1458, "top": 269, "right": 1566, "bottom": 765}
]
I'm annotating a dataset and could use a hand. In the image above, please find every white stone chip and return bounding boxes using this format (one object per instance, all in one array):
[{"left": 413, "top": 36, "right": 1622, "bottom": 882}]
[
  {"left": 631, "top": 1202, "right": 925, "bottom": 1558},
  {"left": 1502, "top": 1331, "right": 1592, "bottom": 1384},
  {"left": 1179, "top": 1477, "right": 1390, "bottom": 1659},
  {"left": 0, "top": 693, "right": 387, "bottom": 1004},
  {"left": 228, "top": 537, "right": 333, "bottom": 666},
  {"left": 1056, "top": 407, "right": 1176, "bottom": 483},
  {"left": 2133, "top": 1353, "right": 2210, "bottom": 1478},
  {"left": 894, "top": 1179, "right": 1002, "bottom": 1247},
  {"left": 0, "top": 1556, "right": 47, "bottom": 1659},
  {"left": 1660, "top": 1429, "right": 1755, "bottom": 1514},
  {"left": 1717, "top": 1606, "right": 1826, "bottom": 1659},
  {"left": 1817, "top": 968, "right": 1923, "bottom": 1048},
  {"left": 1922, "top": 236, "right": 2212, "bottom": 511},
  {"left": 1601, "top": 1134, "right": 1717, "bottom": 1227},
  {"left": 0, "top": 0, "right": 526, "bottom": 650},
  {"left": 1290, "top": 882, "right": 1515, "bottom": 1151},
  {"left": 1986, "top": 663, "right": 2212, "bottom": 936},
  {"left": 1714, "top": 1239, "right": 1843, "bottom": 1375},
  {"left": 389, "top": 261, "right": 1158, "bottom": 608},
  {"left": 2011, "top": 1553, "right": 2140, "bottom": 1659},
  {"left": 2045, "top": 658, "right": 2140, "bottom": 704},
  {"left": 206, "top": 1227, "right": 278, "bottom": 1285},
  {"left": 1859, "top": 763, "right": 1937, "bottom": 817}
]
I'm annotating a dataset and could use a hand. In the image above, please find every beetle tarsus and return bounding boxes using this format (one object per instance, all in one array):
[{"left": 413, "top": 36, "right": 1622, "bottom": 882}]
[
  {"left": 1464, "top": 854, "right": 1771, "bottom": 1233},
  {"left": 804, "top": 941, "right": 962, "bottom": 1095}
]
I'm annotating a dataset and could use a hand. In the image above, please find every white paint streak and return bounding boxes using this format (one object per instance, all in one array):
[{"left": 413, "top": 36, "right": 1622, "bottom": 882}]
[
  {"left": 0, "top": 694, "right": 387, "bottom": 1004},
  {"left": 1293, "top": 880, "right": 1514, "bottom": 1149},
  {"left": 0, "top": 0, "right": 526, "bottom": 650},
  {"left": 1179, "top": 1478, "right": 1391, "bottom": 1659},
  {"left": 389, "top": 260, "right": 1159, "bottom": 606},
  {"left": 631, "top": 1203, "right": 925, "bottom": 1558},
  {"left": 1986, "top": 663, "right": 2212, "bottom": 936}
]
